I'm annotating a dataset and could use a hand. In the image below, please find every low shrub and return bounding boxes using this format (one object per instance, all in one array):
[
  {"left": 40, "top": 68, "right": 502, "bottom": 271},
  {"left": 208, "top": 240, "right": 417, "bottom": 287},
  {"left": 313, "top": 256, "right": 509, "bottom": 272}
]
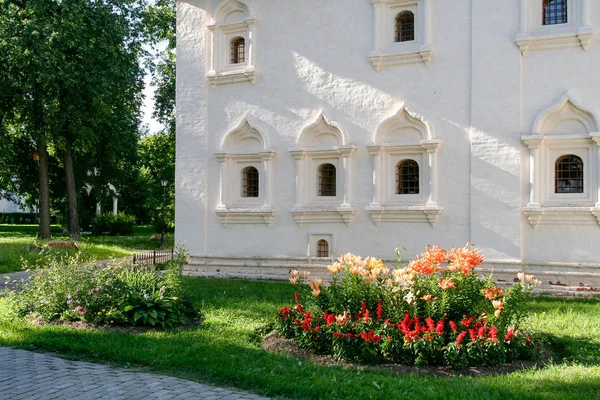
[
  {"left": 0, "top": 212, "right": 38, "bottom": 224},
  {"left": 275, "top": 244, "right": 540, "bottom": 368},
  {"left": 91, "top": 213, "right": 136, "bottom": 236},
  {"left": 4, "top": 247, "right": 199, "bottom": 328}
]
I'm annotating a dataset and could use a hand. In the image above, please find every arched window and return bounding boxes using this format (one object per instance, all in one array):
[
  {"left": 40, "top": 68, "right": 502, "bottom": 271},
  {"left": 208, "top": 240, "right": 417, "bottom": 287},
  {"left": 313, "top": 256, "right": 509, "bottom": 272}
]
[
  {"left": 241, "top": 166, "right": 259, "bottom": 197},
  {"left": 317, "top": 239, "right": 329, "bottom": 257},
  {"left": 230, "top": 37, "right": 245, "bottom": 64},
  {"left": 396, "top": 160, "right": 419, "bottom": 194},
  {"left": 395, "top": 11, "right": 415, "bottom": 42},
  {"left": 543, "top": 0, "right": 567, "bottom": 25},
  {"left": 555, "top": 155, "right": 583, "bottom": 193},
  {"left": 318, "top": 163, "right": 336, "bottom": 196}
]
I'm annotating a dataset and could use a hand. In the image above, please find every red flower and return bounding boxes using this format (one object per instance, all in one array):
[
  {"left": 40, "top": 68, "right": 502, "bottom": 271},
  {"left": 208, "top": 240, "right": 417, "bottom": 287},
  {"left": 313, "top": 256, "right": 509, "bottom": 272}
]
[
  {"left": 425, "top": 317, "right": 435, "bottom": 332},
  {"left": 488, "top": 326, "right": 498, "bottom": 343},
  {"left": 279, "top": 307, "right": 290, "bottom": 317},
  {"left": 361, "top": 300, "right": 367, "bottom": 316},
  {"left": 325, "top": 313, "right": 336, "bottom": 327},
  {"left": 435, "top": 320, "right": 445, "bottom": 335},
  {"left": 376, "top": 301, "right": 383, "bottom": 320},
  {"left": 469, "top": 329, "right": 477, "bottom": 342},
  {"left": 294, "top": 293, "right": 299, "bottom": 303},
  {"left": 384, "top": 318, "right": 391, "bottom": 326},
  {"left": 477, "top": 326, "right": 487, "bottom": 338},
  {"left": 461, "top": 315, "right": 475, "bottom": 328},
  {"left": 449, "top": 321, "right": 457, "bottom": 332},
  {"left": 414, "top": 317, "right": 421, "bottom": 334},
  {"left": 505, "top": 327, "right": 515, "bottom": 342},
  {"left": 456, "top": 331, "right": 467, "bottom": 348},
  {"left": 297, "top": 303, "right": 303, "bottom": 313}
]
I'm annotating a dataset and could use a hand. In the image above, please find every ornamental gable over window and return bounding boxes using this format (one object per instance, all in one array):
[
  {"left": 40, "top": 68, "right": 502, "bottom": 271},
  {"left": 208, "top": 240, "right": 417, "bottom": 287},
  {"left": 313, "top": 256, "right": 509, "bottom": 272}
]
[
  {"left": 290, "top": 112, "right": 357, "bottom": 227},
  {"left": 522, "top": 92, "right": 600, "bottom": 228},
  {"left": 366, "top": 104, "right": 442, "bottom": 226},
  {"left": 516, "top": 0, "right": 593, "bottom": 54},
  {"left": 369, "top": 0, "right": 433, "bottom": 69},
  {"left": 207, "top": 0, "right": 258, "bottom": 87},
  {"left": 215, "top": 115, "right": 276, "bottom": 227}
]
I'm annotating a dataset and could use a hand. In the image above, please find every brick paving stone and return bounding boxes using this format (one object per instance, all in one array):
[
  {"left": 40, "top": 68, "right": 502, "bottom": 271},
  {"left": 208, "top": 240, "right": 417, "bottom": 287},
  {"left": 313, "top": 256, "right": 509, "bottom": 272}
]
[{"left": 0, "top": 347, "right": 272, "bottom": 400}]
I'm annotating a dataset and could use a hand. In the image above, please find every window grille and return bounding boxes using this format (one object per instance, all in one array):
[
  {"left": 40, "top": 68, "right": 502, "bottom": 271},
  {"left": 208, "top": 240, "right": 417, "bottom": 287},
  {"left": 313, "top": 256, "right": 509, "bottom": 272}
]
[
  {"left": 242, "top": 166, "right": 259, "bottom": 197},
  {"left": 543, "top": 0, "right": 567, "bottom": 25},
  {"left": 396, "top": 160, "right": 419, "bottom": 194},
  {"left": 317, "top": 239, "right": 329, "bottom": 257},
  {"left": 318, "top": 164, "right": 336, "bottom": 196},
  {"left": 555, "top": 155, "right": 583, "bottom": 193},
  {"left": 230, "top": 37, "right": 245, "bottom": 64},
  {"left": 395, "top": 11, "right": 415, "bottom": 42}
]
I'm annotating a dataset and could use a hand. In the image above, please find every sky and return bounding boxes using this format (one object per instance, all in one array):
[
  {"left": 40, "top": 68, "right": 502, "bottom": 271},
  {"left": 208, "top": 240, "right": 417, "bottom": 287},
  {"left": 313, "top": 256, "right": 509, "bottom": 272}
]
[{"left": 141, "top": 73, "right": 164, "bottom": 135}]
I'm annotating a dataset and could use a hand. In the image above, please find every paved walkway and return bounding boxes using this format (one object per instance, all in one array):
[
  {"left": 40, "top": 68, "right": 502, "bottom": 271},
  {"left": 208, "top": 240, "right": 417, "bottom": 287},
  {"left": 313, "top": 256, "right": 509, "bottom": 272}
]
[
  {"left": 0, "top": 347, "right": 272, "bottom": 400},
  {"left": 1, "top": 270, "right": 30, "bottom": 291}
]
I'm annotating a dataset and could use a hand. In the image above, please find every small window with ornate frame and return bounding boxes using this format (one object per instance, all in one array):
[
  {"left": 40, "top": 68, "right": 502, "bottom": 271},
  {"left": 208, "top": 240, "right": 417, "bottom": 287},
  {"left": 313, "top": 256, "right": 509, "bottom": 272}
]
[
  {"left": 555, "top": 154, "right": 583, "bottom": 193},
  {"left": 542, "top": 0, "right": 568, "bottom": 26},
  {"left": 241, "top": 166, "right": 259, "bottom": 197},
  {"left": 396, "top": 159, "right": 419, "bottom": 194},
  {"left": 317, "top": 239, "right": 329, "bottom": 257},
  {"left": 230, "top": 37, "right": 245, "bottom": 64},
  {"left": 395, "top": 11, "right": 415, "bottom": 42},
  {"left": 317, "top": 163, "right": 337, "bottom": 197}
]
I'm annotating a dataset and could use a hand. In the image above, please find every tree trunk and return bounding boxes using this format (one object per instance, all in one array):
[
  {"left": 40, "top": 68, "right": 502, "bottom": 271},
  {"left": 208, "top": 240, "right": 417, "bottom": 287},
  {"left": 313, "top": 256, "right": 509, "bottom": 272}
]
[
  {"left": 37, "top": 138, "right": 51, "bottom": 239},
  {"left": 64, "top": 140, "right": 80, "bottom": 241}
]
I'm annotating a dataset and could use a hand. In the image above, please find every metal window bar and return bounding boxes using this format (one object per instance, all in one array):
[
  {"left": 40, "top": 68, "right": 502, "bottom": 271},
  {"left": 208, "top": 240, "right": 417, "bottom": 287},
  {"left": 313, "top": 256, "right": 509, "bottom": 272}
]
[
  {"left": 132, "top": 248, "right": 175, "bottom": 266},
  {"left": 318, "top": 164, "right": 336, "bottom": 196},
  {"left": 555, "top": 155, "right": 583, "bottom": 193},
  {"left": 317, "top": 240, "right": 329, "bottom": 258},
  {"left": 242, "top": 167, "right": 259, "bottom": 197},
  {"left": 230, "top": 37, "right": 245, "bottom": 64},
  {"left": 395, "top": 11, "right": 415, "bottom": 42},
  {"left": 543, "top": 0, "right": 567, "bottom": 25},
  {"left": 397, "top": 160, "right": 419, "bottom": 194}
]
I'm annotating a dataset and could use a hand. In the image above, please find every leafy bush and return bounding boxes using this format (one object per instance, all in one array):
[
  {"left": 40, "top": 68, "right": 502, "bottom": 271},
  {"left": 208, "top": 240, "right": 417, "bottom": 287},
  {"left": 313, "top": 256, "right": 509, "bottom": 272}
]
[
  {"left": 91, "top": 213, "right": 136, "bottom": 236},
  {"left": 275, "top": 244, "right": 541, "bottom": 368},
  {"left": 4, "top": 248, "right": 199, "bottom": 328},
  {"left": 0, "top": 212, "right": 38, "bottom": 224}
]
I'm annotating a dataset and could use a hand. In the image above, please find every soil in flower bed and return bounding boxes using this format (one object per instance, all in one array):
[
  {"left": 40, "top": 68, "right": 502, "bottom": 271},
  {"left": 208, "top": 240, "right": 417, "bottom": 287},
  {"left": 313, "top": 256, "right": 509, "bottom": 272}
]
[
  {"left": 28, "top": 315, "right": 202, "bottom": 334},
  {"left": 261, "top": 331, "right": 555, "bottom": 377}
]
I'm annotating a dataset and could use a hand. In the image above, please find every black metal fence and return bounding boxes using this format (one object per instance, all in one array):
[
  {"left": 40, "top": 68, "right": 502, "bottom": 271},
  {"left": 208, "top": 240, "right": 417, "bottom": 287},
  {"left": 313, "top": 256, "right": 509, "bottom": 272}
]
[{"left": 132, "top": 249, "right": 174, "bottom": 266}]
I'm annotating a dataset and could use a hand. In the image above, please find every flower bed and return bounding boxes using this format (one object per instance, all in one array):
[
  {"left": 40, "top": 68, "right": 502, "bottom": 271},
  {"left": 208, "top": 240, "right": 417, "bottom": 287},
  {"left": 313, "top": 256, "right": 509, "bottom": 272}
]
[
  {"left": 275, "top": 244, "right": 540, "bottom": 369},
  {"left": 4, "top": 248, "right": 199, "bottom": 328}
]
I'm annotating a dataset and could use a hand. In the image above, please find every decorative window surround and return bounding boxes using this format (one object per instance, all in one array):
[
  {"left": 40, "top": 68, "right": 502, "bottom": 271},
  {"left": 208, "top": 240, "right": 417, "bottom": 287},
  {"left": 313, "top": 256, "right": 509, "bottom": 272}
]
[
  {"left": 516, "top": 0, "right": 593, "bottom": 55},
  {"left": 215, "top": 115, "right": 276, "bottom": 227},
  {"left": 290, "top": 112, "right": 357, "bottom": 227},
  {"left": 522, "top": 92, "right": 600, "bottom": 228},
  {"left": 366, "top": 104, "right": 442, "bottom": 226},
  {"left": 369, "top": 0, "right": 433, "bottom": 70},
  {"left": 207, "top": 0, "right": 258, "bottom": 88}
]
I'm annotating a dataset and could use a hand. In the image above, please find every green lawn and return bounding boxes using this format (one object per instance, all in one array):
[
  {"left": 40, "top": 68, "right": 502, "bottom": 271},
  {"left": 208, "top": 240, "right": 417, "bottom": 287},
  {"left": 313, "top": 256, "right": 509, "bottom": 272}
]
[
  {"left": 0, "top": 278, "right": 598, "bottom": 400},
  {"left": 0, "top": 225, "right": 174, "bottom": 274}
]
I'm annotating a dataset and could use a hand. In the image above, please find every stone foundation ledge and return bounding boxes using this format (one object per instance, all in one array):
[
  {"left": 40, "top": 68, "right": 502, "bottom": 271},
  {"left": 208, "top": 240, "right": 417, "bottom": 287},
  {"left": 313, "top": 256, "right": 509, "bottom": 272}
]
[{"left": 184, "top": 257, "right": 600, "bottom": 296}]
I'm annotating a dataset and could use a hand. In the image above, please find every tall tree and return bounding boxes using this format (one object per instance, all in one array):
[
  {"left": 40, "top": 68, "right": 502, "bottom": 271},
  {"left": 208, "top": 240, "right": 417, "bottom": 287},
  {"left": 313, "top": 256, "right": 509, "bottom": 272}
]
[
  {"left": 141, "top": 0, "right": 176, "bottom": 229},
  {"left": 0, "top": 0, "right": 58, "bottom": 238},
  {"left": 48, "top": 0, "right": 145, "bottom": 239},
  {"left": 1, "top": 0, "right": 145, "bottom": 239}
]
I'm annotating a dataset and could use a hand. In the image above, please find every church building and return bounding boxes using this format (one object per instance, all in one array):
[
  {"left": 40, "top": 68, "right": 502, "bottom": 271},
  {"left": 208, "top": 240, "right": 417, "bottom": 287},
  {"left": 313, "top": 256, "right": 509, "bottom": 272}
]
[{"left": 176, "top": 0, "right": 600, "bottom": 293}]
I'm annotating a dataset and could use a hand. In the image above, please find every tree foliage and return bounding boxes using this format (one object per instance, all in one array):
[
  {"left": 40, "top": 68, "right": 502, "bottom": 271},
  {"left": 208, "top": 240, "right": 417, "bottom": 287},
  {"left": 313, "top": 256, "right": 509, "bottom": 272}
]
[{"left": 0, "top": 0, "right": 147, "bottom": 237}]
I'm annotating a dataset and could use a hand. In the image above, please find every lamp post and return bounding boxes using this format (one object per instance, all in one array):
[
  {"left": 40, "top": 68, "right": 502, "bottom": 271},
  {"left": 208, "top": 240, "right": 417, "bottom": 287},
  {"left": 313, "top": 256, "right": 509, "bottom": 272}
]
[{"left": 160, "top": 177, "right": 167, "bottom": 249}]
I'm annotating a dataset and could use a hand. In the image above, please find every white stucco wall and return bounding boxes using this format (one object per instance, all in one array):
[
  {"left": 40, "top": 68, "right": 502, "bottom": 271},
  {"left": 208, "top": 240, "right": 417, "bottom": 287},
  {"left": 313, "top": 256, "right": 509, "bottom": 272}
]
[
  {"left": 0, "top": 198, "right": 24, "bottom": 213},
  {"left": 176, "top": 0, "right": 600, "bottom": 292}
]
